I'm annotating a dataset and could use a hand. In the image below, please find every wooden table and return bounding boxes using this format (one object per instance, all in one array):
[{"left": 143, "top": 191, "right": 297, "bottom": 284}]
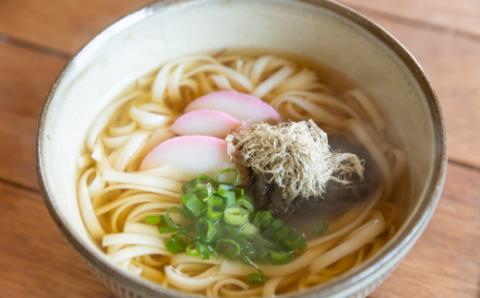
[{"left": 0, "top": 1, "right": 478, "bottom": 297}]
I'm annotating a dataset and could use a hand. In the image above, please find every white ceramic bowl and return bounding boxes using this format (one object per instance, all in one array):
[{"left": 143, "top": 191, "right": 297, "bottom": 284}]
[{"left": 37, "top": 0, "right": 447, "bottom": 297}]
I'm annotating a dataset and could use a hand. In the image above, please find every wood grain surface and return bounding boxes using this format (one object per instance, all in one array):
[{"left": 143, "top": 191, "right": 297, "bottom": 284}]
[
  {"left": 0, "top": 1, "right": 478, "bottom": 297},
  {"left": 341, "top": 0, "right": 480, "bottom": 37}
]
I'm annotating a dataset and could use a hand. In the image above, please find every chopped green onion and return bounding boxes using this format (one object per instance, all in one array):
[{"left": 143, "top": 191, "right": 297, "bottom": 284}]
[
  {"left": 206, "top": 221, "right": 218, "bottom": 242},
  {"left": 164, "top": 209, "right": 180, "bottom": 229},
  {"left": 215, "top": 168, "right": 239, "bottom": 185},
  {"left": 224, "top": 207, "right": 249, "bottom": 226},
  {"left": 145, "top": 215, "right": 161, "bottom": 225},
  {"left": 274, "top": 225, "right": 291, "bottom": 239},
  {"left": 195, "top": 241, "right": 213, "bottom": 259},
  {"left": 156, "top": 170, "right": 307, "bottom": 268},
  {"left": 158, "top": 225, "right": 176, "bottom": 234},
  {"left": 183, "top": 193, "right": 205, "bottom": 217},
  {"left": 186, "top": 245, "right": 199, "bottom": 257},
  {"left": 241, "top": 254, "right": 259, "bottom": 270},
  {"left": 196, "top": 183, "right": 213, "bottom": 199},
  {"left": 240, "top": 223, "right": 258, "bottom": 237},
  {"left": 263, "top": 219, "right": 284, "bottom": 237},
  {"left": 250, "top": 235, "right": 275, "bottom": 262},
  {"left": 195, "top": 219, "right": 217, "bottom": 243},
  {"left": 253, "top": 211, "right": 273, "bottom": 229},
  {"left": 218, "top": 183, "right": 237, "bottom": 191},
  {"left": 216, "top": 239, "right": 241, "bottom": 259},
  {"left": 224, "top": 194, "right": 236, "bottom": 208},
  {"left": 217, "top": 185, "right": 236, "bottom": 207},
  {"left": 236, "top": 187, "right": 245, "bottom": 197},
  {"left": 165, "top": 234, "right": 187, "bottom": 253},
  {"left": 221, "top": 224, "right": 242, "bottom": 238},
  {"left": 158, "top": 220, "right": 174, "bottom": 233},
  {"left": 182, "top": 174, "right": 215, "bottom": 198},
  {"left": 252, "top": 236, "right": 275, "bottom": 250},
  {"left": 246, "top": 272, "right": 266, "bottom": 285},
  {"left": 269, "top": 251, "right": 293, "bottom": 265},
  {"left": 207, "top": 196, "right": 225, "bottom": 222},
  {"left": 235, "top": 198, "right": 254, "bottom": 213},
  {"left": 279, "top": 230, "right": 306, "bottom": 252},
  {"left": 313, "top": 223, "right": 328, "bottom": 236}
]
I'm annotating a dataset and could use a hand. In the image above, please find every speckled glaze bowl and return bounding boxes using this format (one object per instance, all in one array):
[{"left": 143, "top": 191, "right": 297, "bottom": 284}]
[{"left": 36, "top": 0, "right": 447, "bottom": 297}]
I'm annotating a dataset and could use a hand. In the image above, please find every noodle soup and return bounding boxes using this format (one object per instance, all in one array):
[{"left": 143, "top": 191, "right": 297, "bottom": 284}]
[{"left": 77, "top": 51, "right": 407, "bottom": 297}]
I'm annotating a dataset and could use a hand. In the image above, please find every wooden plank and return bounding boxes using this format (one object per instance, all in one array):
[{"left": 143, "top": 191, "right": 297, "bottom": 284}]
[
  {"left": 0, "top": 43, "right": 67, "bottom": 190},
  {"left": 2, "top": 0, "right": 479, "bottom": 54},
  {"left": 342, "top": 8, "right": 480, "bottom": 168},
  {"left": 371, "top": 163, "right": 480, "bottom": 297},
  {"left": 0, "top": 0, "right": 151, "bottom": 54},
  {"left": 340, "top": 0, "right": 480, "bottom": 37},
  {"left": 1, "top": 163, "right": 477, "bottom": 297},
  {"left": 0, "top": 184, "right": 109, "bottom": 297}
]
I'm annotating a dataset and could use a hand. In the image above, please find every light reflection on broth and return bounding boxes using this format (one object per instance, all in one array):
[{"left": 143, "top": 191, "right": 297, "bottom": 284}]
[{"left": 77, "top": 49, "right": 409, "bottom": 297}]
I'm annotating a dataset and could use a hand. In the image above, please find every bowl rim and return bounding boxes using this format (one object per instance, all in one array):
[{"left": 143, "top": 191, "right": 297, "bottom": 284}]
[{"left": 36, "top": 0, "right": 447, "bottom": 297}]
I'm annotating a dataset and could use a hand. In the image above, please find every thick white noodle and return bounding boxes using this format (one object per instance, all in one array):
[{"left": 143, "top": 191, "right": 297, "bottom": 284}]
[
  {"left": 252, "top": 66, "right": 294, "bottom": 98},
  {"left": 102, "top": 233, "right": 166, "bottom": 248},
  {"left": 164, "top": 265, "right": 224, "bottom": 291},
  {"left": 210, "top": 278, "right": 249, "bottom": 298},
  {"left": 86, "top": 90, "right": 143, "bottom": 150},
  {"left": 113, "top": 131, "right": 149, "bottom": 171},
  {"left": 108, "top": 245, "right": 172, "bottom": 263},
  {"left": 310, "top": 212, "right": 386, "bottom": 273},
  {"left": 78, "top": 169, "right": 105, "bottom": 240},
  {"left": 306, "top": 185, "right": 383, "bottom": 248},
  {"left": 102, "top": 170, "right": 183, "bottom": 193}
]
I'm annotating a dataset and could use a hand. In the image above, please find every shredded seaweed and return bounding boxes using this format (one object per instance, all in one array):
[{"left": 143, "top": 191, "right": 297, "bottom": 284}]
[{"left": 226, "top": 120, "right": 364, "bottom": 212}]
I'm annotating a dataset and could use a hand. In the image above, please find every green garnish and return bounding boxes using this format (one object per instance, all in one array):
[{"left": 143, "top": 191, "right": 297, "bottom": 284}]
[
  {"left": 147, "top": 169, "right": 306, "bottom": 269},
  {"left": 269, "top": 250, "right": 293, "bottom": 264},
  {"left": 235, "top": 198, "right": 254, "bottom": 213},
  {"left": 239, "top": 222, "right": 258, "bottom": 237},
  {"left": 145, "top": 215, "right": 161, "bottom": 225},
  {"left": 195, "top": 241, "right": 214, "bottom": 259},
  {"left": 215, "top": 168, "right": 240, "bottom": 185},
  {"left": 182, "top": 193, "right": 205, "bottom": 217},
  {"left": 246, "top": 272, "right": 267, "bottom": 285},
  {"left": 224, "top": 207, "right": 250, "bottom": 225},
  {"left": 185, "top": 244, "right": 200, "bottom": 257},
  {"left": 216, "top": 238, "right": 241, "bottom": 259},
  {"left": 253, "top": 211, "right": 274, "bottom": 229},
  {"left": 206, "top": 195, "right": 225, "bottom": 222},
  {"left": 165, "top": 234, "right": 188, "bottom": 253}
]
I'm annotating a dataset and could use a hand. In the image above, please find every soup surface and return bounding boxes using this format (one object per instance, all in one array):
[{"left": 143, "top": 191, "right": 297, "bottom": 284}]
[{"left": 77, "top": 50, "right": 408, "bottom": 297}]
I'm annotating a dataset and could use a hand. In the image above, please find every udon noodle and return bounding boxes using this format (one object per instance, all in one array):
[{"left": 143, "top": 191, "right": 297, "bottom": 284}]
[{"left": 77, "top": 51, "right": 406, "bottom": 297}]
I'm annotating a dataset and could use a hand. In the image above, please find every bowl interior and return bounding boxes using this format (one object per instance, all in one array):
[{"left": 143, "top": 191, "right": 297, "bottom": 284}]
[{"left": 38, "top": 0, "right": 442, "bottom": 296}]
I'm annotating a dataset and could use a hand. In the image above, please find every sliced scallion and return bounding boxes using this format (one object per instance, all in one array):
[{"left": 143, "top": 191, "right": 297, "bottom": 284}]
[
  {"left": 224, "top": 207, "right": 249, "bottom": 226},
  {"left": 246, "top": 272, "right": 266, "bottom": 285},
  {"left": 207, "top": 195, "right": 225, "bottom": 222},
  {"left": 239, "top": 222, "right": 258, "bottom": 237},
  {"left": 215, "top": 168, "right": 239, "bottom": 185},
  {"left": 165, "top": 234, "right": 187, "bottom": 253},
  {"left": 195, "top": 241, "right": 213, "bottom": 259},
  {"left": 216, "top": 238, "right": 241, "bottom": 259},
  {"left": 269, "top": 251, "right": 293, "bottom": 265},
  {"left": 186, "top": 245, "right": 199, "bottom": 257},
  {"left": 235, "top": 198, "right": 254, "bottom": 213},
  {"left": 152, "top": 170, "right": 306, "bottom": 268},
  {"left": 183, "top": 193, "right": 205, "bottom": 217},
  {"left": 145, "top": 215, "right": 161, "bottom": 225},
  {"left": 253, "top": 211, "right": 273, "bottom": 229}
]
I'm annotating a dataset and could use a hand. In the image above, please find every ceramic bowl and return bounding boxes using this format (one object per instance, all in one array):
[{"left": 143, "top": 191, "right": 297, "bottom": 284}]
[{"left": 37, "top": 0, "right": 447, "bottom": 297}]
